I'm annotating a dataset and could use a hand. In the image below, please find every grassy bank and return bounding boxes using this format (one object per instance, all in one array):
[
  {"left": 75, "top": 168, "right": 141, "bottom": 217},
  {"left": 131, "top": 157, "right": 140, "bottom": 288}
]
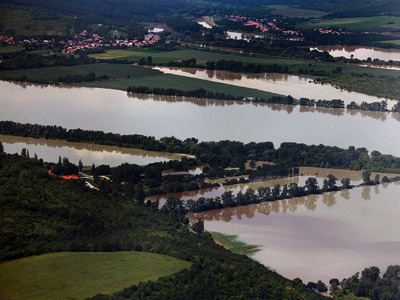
[
  {"left": 0, "top": 251, "right": 191, "bottom": 300},
  {"left": 211, "top": 232, "right": 260, "bottom": 256}
]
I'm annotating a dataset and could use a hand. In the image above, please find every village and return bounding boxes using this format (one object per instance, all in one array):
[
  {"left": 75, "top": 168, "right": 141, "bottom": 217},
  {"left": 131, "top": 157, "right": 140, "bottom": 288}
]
[{"left": 0, "top": 29, "right": 162, "bottom": 54}]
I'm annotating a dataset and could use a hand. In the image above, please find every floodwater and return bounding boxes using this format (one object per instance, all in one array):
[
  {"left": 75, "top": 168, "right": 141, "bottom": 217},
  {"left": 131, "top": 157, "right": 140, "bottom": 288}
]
[
  {"left": 146, "top": 167, "right": 395, "bottom": 204},
  {"left": 0, "top": 135, "right": 189, "bottom": 166},
  {"left": 3, "top": 81, "right": 400, "bottom": 157},
  {"left": 153, "top": 66, "right": 396, "bottom": 105},
  {"left": 310, "top": 45, "right": 400, "bottom": 61},
  {"left": 189, "top": 181, "right": 400, "bottom": 283},
  {"left": 198, "top": 21, "right": 212, "bottom": 29}
]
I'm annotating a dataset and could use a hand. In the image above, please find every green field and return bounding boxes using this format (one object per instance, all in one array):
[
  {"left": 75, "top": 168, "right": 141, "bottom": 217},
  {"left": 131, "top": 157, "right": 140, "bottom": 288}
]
[
  {"left": 0, "top": 251, "right": 191, "bottom": 300},
  {"left": 211, "top": 232, "right": 260, "bottom": 256},
  {"left": 302, "top": 16, "right": 400, "bottom": 34},
  {"left": 78, "top": 72, "right": 282, "bottom": 99},
  {"left": 288, "top": 61, "right": 400, "bottom": 78},
  {"left": 0, "top": 62, "right": 284, "bottom": 98},
  {"left": 90, "top": 49, "right": 310, "bottom": 66},
  {"left": 0, "top": 63, "right": 161, "bottom": 81}
]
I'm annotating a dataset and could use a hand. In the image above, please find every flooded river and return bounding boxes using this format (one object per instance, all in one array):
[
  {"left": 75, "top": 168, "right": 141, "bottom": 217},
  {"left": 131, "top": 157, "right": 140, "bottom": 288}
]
[
  {"left": 0, "top": 134, "right": 188, "bottom": 166},
  {"left": 153, "top": 66, "right": 395, "bottom": 105},
  {"left": 190, "top": 181, "right": 400, "bottom": 283},
  {"left": 147, "top": 167, "right": 396, "bottom": 205},
  {"left": 310, "top": 45, "right": 400, "bottom": 61},
  {"left": 2, "top": 80, "right": 400, "bottom": 157}
]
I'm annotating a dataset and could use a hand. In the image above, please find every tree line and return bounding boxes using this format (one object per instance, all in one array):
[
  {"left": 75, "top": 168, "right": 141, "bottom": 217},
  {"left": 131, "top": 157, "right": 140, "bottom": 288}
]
[{"left": 2, "top": 121, "right": 400, "bottom": 174}]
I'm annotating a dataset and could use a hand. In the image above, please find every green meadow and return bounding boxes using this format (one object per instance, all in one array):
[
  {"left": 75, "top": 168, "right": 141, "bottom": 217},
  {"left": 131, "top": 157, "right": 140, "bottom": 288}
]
[
  {"left": 78, "top": 72, "right": 282, "bottom": 99},
  {"left": 0, "top": 63, "right": 161, "bottom": 81},
  {"left": 90, "top": 48, "right": 309, "bottom": 66},
  {"left": 0, "top": 251, "right": 191, "bottom": 300}
]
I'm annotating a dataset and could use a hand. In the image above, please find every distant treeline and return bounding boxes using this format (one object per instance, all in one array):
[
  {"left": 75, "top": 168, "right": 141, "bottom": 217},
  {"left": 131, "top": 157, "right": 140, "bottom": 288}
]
[
  {"left": 11, "top": 72, "right": 110, "bottom": 85},
  {"left": 162, "top": 58, "right": 290, "bottom": 74},
  {"left": 0, "top": 52, "right": 96, "bottom": 70},
  {"left": 128, "top": 85, "right": 295, "bottom": 104},
  {"left": 2, "top": 121, "right": 400, "bottom": 174},
  {"left": 128, "top": 86, "right": 244, "bottom": 101}
]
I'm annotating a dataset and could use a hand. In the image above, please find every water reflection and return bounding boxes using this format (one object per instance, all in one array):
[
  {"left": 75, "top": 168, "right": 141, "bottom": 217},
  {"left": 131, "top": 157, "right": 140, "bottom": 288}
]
[
  {"left": 4, "top": 80, "right": 400, "bottom": 157},
  {"left": 0, "top": 134, "right": 189, "bottom": 166},
  {"left": 190, "top": 182, "right": 400, "bottom": 283},
  {"left": 147, "top": 167, "right": 395, "bottom": 204},
  {"left": 153, "top": 66, "right": 396, "bottom": 105},
  {"left": 310, "top": 45, "right": 400, "bottom": 61},
  {"left": 131, "top": 89, "right": 396, "bottom": 122}
]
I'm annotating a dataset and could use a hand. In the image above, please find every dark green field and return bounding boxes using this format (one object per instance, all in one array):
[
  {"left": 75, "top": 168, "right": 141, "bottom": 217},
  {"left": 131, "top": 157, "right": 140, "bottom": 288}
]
[
  {"left": 0, "top": 251, "right": 191, "bottom": 300},
  {"left": 0, "top": 63, "right": 161, "bottom": 81},
  {"left": 78, "top": 72, "right": 282, "bottom": 99},
  {"left": 90, "top": 49, "right": 310, "bottom": 66},
  {"left": 0, "top": 63, "right": 283, "bottom": 98}
]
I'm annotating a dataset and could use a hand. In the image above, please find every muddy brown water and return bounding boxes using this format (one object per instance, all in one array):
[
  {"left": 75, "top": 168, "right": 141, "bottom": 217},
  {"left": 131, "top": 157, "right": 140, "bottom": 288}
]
[
  {"left": 3, "top": 81, "right": 400, "bottom": 157},
  {"left": 0, "top": 134, "right": 190, "bottom": 166},
  {"left": 310, "top": 45, "right": 400, "bottom": 61},
  {"left": 153, "top": 66, "right": 397, "bottom": 105},
  {"left": 189, "top": 181, "right": 400, "bottom": 283}
]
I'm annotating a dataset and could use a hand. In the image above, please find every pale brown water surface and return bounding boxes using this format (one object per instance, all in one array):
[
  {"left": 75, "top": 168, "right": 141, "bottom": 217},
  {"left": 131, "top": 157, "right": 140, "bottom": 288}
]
[
  {"left": 147, "top": 167, "right": 395, "bottom": 204},
  {"left": 310, "top": 45, "right": 400, "bottom": 61},
  {"left": 153, "top": 66, "right": 396, "bottom": 105},
  {"left": 3, "top": 81, "right": 400, "bottom": 157},
  {"left": 0, "top": 135, "right": 189, "bottom": 166},
  {"left": 189, "top": 181, "right": 400, "bottom": 283}
]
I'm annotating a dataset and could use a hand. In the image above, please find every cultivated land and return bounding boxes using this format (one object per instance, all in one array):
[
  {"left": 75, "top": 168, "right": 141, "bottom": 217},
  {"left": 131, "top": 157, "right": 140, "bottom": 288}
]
[
  {"left": 210, "top": 232, "right": 260, "bottom": 256},
  {"left": 0, "top": 63, "right": 160, "bottom": 81},
  {"left": 302, "top": 16, "right": 400, "bottom": 35},
  {"left": 90, "top": 49, "right": 310, "bottom": 66},
  {"left": 0, "top": 251, "right": 191, "bottom": 300},
  {"left": 79, "top": 72, "right": 282, "bottom": 98}
]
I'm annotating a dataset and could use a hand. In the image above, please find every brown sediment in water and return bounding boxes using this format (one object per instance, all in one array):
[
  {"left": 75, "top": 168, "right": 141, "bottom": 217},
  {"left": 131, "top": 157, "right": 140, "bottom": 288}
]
[
  {"left": 153, "top": 66, "right": 397, "bottom": 106},
  {"left": 189, "top": 182, "right": 400, "bottom": 283},
  {"left": 147, "top": 167, "right": 399, "bottom": 203}
]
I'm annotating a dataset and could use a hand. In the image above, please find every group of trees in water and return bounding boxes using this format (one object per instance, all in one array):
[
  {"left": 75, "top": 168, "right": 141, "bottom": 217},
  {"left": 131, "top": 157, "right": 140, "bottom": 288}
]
[{"left": 162, "top": 171, "right": 400, "bottom": 214}]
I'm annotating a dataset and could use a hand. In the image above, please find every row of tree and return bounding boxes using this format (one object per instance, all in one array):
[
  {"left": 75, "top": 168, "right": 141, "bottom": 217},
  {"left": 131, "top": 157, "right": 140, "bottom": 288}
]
[{"left": 3, "top": 121, "right": 400, "bottom": 174}]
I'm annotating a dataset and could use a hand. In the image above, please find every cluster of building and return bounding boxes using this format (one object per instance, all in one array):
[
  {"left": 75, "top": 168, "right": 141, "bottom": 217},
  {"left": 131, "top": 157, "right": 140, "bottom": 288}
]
[
  {"left": 0, "top": 35, "right": 16, "bottom": 45},
  {"left": 61, "top": 30, "right": 161, "bottom": 54},
  {"left": 226, "top": 15, "right": 301, "bottom": 36},
  {"left": 0, "top": 30, "right": 161, "bottom": 55},
  {"left": 315, "top": 28, "right": 346, "bottom": 35}
]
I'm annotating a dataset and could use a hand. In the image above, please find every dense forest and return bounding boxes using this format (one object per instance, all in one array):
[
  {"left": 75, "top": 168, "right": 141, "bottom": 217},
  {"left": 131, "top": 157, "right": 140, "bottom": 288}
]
[{"left": 0, "top": 151, "right": 327, "bottom": 299}]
